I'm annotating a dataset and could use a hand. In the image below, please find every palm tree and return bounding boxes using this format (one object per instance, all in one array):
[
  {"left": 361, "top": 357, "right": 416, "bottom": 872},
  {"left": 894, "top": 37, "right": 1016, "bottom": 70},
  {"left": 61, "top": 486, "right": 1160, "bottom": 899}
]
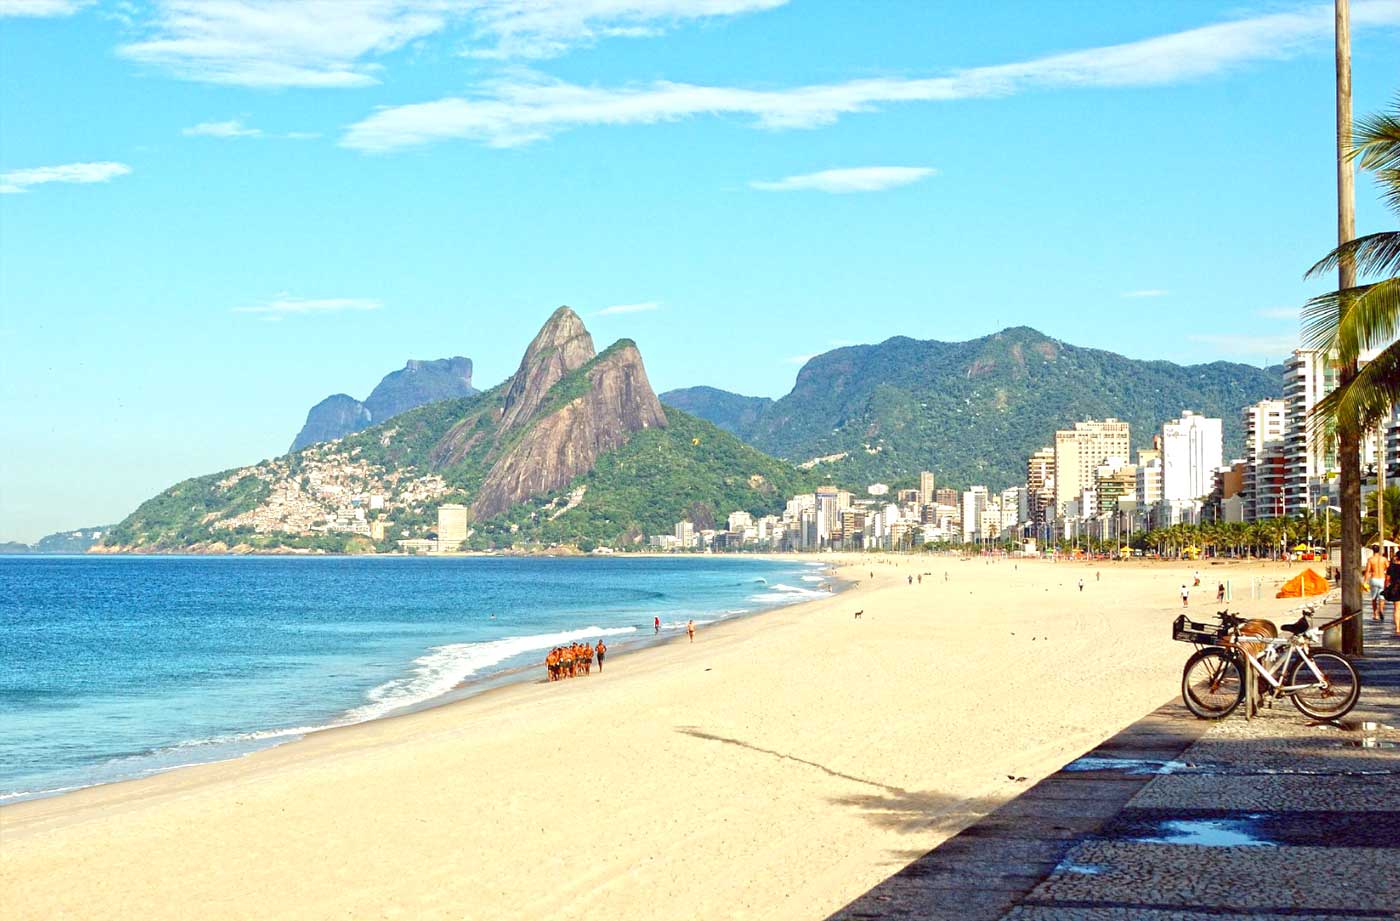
[
  {"left": 1364, "top": 485, "right": 1400, "bottom": 544},
  {"left": 1303, "top": 96, "right": 1400, "bottom": 434}
]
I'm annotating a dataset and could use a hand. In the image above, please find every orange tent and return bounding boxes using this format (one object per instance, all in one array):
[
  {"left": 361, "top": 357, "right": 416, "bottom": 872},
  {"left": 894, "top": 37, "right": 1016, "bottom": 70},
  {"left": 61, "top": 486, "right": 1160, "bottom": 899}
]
[{"left": 1276, "top": 568, "right": 1330, "bottom": 598}]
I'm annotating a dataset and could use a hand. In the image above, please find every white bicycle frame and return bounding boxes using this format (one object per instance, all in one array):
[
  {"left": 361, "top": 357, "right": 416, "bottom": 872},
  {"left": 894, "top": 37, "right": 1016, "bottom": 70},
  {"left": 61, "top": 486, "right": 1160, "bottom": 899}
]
[{"left": 1231, "top": 630, "right": 1331, "bottom": 693}]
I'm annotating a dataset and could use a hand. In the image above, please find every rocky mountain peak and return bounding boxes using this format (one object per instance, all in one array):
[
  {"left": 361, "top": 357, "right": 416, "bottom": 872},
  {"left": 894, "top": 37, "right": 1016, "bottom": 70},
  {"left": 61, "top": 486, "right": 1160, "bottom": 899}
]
[
  {"left": 498, "top": 306, "right": 597, "bottom": 433},
  {"left": 472, "top": 336, "right": 667, "bottom": 520}
]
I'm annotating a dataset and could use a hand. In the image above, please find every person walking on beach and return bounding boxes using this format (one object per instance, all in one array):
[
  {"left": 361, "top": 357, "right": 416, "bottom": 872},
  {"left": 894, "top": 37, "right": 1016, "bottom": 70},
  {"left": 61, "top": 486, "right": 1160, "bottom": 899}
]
[
  {"left": 595, "top": 639, "right": 606, "bottom": 671},
  {"left": 1217, "top": 582, "right": 1226, "bottom": 604},
  {"left": 1077, "top": 578, "right": 1084, "bottom": 592},
  {"left": 1180, "top": 584, "right": 1190, "bottom": 607},
  {"left": 654, "top": 615, "right": 660, "bottom": 635},
  {"left": 1365, "top": 544, "right": 1388, "bottom": 621},
  {"left": 686, "top": 619, "right": 695, "bottom": 643}
]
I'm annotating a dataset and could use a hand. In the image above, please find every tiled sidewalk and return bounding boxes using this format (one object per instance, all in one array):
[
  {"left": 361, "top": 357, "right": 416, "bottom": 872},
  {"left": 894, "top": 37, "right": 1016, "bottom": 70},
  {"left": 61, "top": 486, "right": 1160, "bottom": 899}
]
[{"left": 828, "top": 615, "right": 1400, "bottom": 921}]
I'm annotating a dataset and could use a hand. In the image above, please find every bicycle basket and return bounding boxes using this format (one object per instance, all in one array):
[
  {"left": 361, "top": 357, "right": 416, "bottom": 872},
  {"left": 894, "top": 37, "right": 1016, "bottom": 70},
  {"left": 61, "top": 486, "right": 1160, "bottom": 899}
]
[{"left": 1172, "top": 614, "right": 1227, "bottom": 644}]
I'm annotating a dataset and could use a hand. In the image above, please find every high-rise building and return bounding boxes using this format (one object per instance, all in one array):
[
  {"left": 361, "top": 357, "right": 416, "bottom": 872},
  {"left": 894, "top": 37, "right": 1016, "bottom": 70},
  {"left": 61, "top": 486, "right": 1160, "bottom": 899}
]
[
  {"left": 1161, "top": 411, "right": 1224, "bottom": 503},
  {"left": 1026, "top": 447, "right": 1055, "bottom": 523},
  {"left": 918, "top": 471, "right": 935, "bottom": 507},
  {"left": 675, "top": 520, "right": 696, "bottom": 548},
  {"left": 935, "top": 487, "right": 959, "bottom": 507},
  {"left": 1242, "top": 399, "right": 1286, "bottom": 521},
  {"left": 1282, "top": 349, "right": 1337, "bottom": 516},
  {"left": 1054, "top": 419, "right": 1131, "bottom": 514},
  {"left": 436, "top": 503, "right": 470, "bottom": 550},
  {"left": 961, "top": 487, "right": 988, "bottom": 543},
  {"left": 1094, "top": 458, "right": 1137, "bottom": 513}
]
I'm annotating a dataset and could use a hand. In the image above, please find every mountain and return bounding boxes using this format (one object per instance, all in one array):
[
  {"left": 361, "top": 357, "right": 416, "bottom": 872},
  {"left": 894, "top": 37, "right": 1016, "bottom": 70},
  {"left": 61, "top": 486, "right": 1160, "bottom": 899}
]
[
  {"left": 106, "top": 308, "right": 811, "bottom": 552},
  {"left": 659, "top": 387, "right": 773, "bottom": 436},
  {"left": 1, "top": 526, "right": 111, "bottom": 555},
  {"left": 289, "top": 357, "right": 476, "bottom": 452},
  {"left": 662, "top": 326, "right": 1283, "bottom": 491}
]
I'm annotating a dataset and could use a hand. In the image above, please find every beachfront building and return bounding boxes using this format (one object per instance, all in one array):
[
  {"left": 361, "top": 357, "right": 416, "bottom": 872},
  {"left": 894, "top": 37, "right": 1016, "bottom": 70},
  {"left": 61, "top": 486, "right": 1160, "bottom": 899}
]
[
  {"left": 1026, "top": 446, "right": 1055, "bottom": 529},
  {"left": 1242, "top": 399, "right": 1287, "bottom": 521},
  {"left": 1282, "top": 348, "right": 1338, "bottom": 516},
  {"left": 1053, "top": 419, "right": 1131, "bottom": 516},
  {"left": 1161, "top": 411, "right": 1224, "bottom": 505},
  {"left": 1094, "top": 458, "right": 1137, "bottom": 515},
  {"left": 1387, "top": 405, "right": 1400, "bottom": 480},
  {"left": 674, "top": 520, "right": 696, "bottom": 549},
  {"left": 436, "top": 503, "right": 469, "bottom": 550},
  {"left": 961, "top": 486, "right": 988, "bottom": 543}
]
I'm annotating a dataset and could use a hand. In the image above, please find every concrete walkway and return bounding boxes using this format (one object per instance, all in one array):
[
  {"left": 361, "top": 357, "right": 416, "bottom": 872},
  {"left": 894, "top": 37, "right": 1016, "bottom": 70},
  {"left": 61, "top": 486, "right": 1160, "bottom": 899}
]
[{"left": 828, "top": 613, "right": 1400, "bottom": 921}]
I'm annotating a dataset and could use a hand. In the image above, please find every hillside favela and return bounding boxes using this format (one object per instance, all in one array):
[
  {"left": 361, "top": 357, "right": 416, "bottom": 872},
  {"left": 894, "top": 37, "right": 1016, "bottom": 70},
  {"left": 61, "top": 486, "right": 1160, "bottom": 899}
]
[{"left": 2, "top": 4, "right": 1399, "bottom": 921}]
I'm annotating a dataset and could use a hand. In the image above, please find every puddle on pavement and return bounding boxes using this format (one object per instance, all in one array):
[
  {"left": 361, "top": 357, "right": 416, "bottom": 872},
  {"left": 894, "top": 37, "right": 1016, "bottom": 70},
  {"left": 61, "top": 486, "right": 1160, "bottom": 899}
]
[
  {"left": 1064, "top": 756, "right": 1191, "bottom": 775},
  {"left": 1134, "top": 817, "right": 1276, "bottom": 847},
  {"left": 1056, "top": 861, "right": 1104, "bottom": 875}
]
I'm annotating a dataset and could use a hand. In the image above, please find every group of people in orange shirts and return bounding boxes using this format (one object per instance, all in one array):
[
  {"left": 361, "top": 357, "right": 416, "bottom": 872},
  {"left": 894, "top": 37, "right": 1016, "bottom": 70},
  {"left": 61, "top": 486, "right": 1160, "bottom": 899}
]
[{"left": 544, "top": 640, "right": 606, "bottom": 681}]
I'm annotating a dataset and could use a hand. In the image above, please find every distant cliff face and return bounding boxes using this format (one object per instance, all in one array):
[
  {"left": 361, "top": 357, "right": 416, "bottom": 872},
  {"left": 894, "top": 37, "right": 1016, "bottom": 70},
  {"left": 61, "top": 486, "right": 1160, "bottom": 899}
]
[
  {"left": 289, "top": 357, "right": 476, "bottom": 452},
  {"left": 473, "top": 339, "right": 667, "bottom": 520},
  {"left": 292, "top": 394, "right": 372, "bottom": 452},
  {"left": 365, "top": 357, "right": 475, "bottom": 422},
  {"left": 498, "top": 307, "right": 596, "bottom": 434}
]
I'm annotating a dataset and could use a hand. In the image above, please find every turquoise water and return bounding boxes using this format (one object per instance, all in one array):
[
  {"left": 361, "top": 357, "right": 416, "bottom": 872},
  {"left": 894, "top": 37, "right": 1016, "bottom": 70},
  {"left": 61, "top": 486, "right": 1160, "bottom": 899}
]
[{"left": 0, "top": 555, "right": 829, "bottom": 802}]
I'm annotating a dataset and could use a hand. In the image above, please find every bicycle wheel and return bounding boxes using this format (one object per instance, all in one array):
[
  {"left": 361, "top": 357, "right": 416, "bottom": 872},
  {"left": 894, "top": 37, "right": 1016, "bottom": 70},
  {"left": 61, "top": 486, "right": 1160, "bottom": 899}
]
[
  {"left": 1182, "top": 648, "right": 1244, "bottom": 719},
  {"left": 1288, "top": 651, "right": 1360, "bottom": 721}
]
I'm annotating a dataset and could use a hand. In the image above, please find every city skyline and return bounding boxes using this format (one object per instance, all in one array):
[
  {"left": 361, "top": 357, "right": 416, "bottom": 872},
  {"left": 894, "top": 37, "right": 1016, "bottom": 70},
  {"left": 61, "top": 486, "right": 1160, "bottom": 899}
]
[{"left": 5, "top": 1, "right": 1400, "bottom": 541}]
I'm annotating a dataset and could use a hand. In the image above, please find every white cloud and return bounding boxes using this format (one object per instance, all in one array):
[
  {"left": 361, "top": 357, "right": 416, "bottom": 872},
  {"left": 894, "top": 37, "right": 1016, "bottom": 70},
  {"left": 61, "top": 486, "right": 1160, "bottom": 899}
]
[
  {"left": 0, "top": 161, "right": 131, "bottom": 194},
  {"left": 464, "top": 0, "right": 789, "bottom": 60},
  {"left": 117, "top": 0, "right": 785, "bottom": 88},
  {"left": 1121, "top": 289, "right": 1169, "bottom": 298},
  {"left": 784, "top": 353, "right": 816, "bottom": 365},
  {"left": 1188, "top": 333, "right": 1299, "bottom": 356},
  {"left": 595, "top": 301, "right": 660, "bottom": 316},
  {"left": 233, "top": 296, "right": 382, "bottom": 316},
  {"left": 183, "top": 118, "right": 262, "bottom": 137},
  {"left": 342, "top": 1, "right": 1400, "bottom": 151},
  {"left": 1256, "top": 305, "right": 1300, "bottom": 319},
  {"left": 751, "top": 166, "right": 935, "bottom": 193},
  {"left": 0, "top": 0, "right": 91, "bottom": 17}
]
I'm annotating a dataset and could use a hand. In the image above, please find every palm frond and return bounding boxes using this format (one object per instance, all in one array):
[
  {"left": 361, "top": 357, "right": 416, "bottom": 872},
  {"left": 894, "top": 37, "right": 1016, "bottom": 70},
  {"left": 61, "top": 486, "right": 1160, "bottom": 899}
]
[
  {"left": 1304, "top": 231, "right": 1400, "bottom": 279},
  {"left": 1353, "top": 103, "right": 1400, "bottom": 175},
  {"left": 1299, "top": 284, "right": 1367, "bottom": 352},
  {"left": 1309, "top": 338, "right": 1400, "bottom": 435}
]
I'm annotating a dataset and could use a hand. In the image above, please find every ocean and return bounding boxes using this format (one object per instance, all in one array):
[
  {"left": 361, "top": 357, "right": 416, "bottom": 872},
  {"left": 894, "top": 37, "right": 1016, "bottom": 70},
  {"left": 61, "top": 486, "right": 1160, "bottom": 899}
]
[{"left": 0, "top": 554, "right": 831, "bottom": 803}]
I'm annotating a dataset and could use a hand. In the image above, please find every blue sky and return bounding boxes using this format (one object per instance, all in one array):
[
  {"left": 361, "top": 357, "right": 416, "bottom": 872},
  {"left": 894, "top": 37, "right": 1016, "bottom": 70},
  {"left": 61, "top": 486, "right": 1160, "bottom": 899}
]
[{"left": 2, "top": 0, "right": 1398, "bottom": 541}]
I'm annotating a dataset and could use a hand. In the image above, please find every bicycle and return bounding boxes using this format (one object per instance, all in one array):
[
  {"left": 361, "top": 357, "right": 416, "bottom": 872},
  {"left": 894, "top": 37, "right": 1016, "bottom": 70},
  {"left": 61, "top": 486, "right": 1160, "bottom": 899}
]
[{"left": 1173, "top": 607, "right": 1361, "bottom": 721}]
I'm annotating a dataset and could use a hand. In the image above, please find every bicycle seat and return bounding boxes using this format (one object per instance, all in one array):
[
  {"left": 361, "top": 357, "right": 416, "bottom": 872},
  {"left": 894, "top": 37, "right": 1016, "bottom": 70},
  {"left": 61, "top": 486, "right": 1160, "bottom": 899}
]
[{"left": 1282, "top": 615, "right": 1311, "bottom": 635}]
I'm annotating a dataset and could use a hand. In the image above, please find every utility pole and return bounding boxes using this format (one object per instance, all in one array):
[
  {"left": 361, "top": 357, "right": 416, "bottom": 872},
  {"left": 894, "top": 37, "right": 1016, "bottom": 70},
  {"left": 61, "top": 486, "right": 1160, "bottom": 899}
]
[
  {"left": 1379, "top": 425, "right": 1387, "bottom": 545},
  {"left": 1335, "top": 0, "right": 1363, "bottom": 655}
]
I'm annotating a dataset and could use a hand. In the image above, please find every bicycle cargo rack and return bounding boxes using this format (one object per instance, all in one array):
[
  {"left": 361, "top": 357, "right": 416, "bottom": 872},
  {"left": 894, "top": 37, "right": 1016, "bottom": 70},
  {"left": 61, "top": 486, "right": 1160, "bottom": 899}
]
[{"left": 1173, "top": 615, "right": 1227, "bottom": 644}]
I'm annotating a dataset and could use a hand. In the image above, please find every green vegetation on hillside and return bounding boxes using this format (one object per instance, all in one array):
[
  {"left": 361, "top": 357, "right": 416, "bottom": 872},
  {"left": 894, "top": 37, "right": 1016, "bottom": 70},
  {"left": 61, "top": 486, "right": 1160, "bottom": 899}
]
[
  {"left": 675, "top": 327, "right": 1283, "bottom": 491},
  {"left": 471, "top": 410, "right": 822, "bottom": 549},
  {"left": 106, "top": 470, "right": 271, "bottom": 548}
]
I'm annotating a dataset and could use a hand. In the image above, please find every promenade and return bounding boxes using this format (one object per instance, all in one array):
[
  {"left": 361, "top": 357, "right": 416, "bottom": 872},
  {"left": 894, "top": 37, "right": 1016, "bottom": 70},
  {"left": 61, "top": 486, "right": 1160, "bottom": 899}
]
[{"left": 829, "top": 612, "right": 1400, "bottom": 921}]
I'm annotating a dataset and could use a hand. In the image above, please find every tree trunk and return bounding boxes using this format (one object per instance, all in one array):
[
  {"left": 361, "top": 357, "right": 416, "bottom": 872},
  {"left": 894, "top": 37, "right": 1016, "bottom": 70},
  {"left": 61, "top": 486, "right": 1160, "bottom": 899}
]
[{"left": 1336, "top": 0, "right": 1363, "bottom": 655}]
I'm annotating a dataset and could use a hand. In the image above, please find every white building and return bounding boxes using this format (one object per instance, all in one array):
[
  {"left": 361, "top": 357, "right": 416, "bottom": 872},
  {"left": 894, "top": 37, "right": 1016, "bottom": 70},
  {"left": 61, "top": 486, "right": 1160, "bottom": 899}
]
[
  {"left": 1243, "top": 399, "right": 1287, "bottom": 521},
  {"left": 674, "top": 520, "right": 696, "bottom": 548},
  {"left": 1161, "top": 411, "right": 1224, "bottom": 504},
  {"left": 727, "top": 510, "right": 753, "bottom": 532},
  {"left": 961, "top": 487, "right": 988, "bottom": 543},
  {"left": 1282, "top": 349, "right": 1337, "bottom": 516}
]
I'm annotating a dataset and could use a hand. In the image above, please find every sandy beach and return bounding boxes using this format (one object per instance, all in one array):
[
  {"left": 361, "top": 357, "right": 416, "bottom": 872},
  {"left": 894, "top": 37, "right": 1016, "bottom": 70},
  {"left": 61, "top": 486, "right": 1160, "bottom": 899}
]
[{"left": 2, "top": 555, "right": 1319, "bottom": 920}]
